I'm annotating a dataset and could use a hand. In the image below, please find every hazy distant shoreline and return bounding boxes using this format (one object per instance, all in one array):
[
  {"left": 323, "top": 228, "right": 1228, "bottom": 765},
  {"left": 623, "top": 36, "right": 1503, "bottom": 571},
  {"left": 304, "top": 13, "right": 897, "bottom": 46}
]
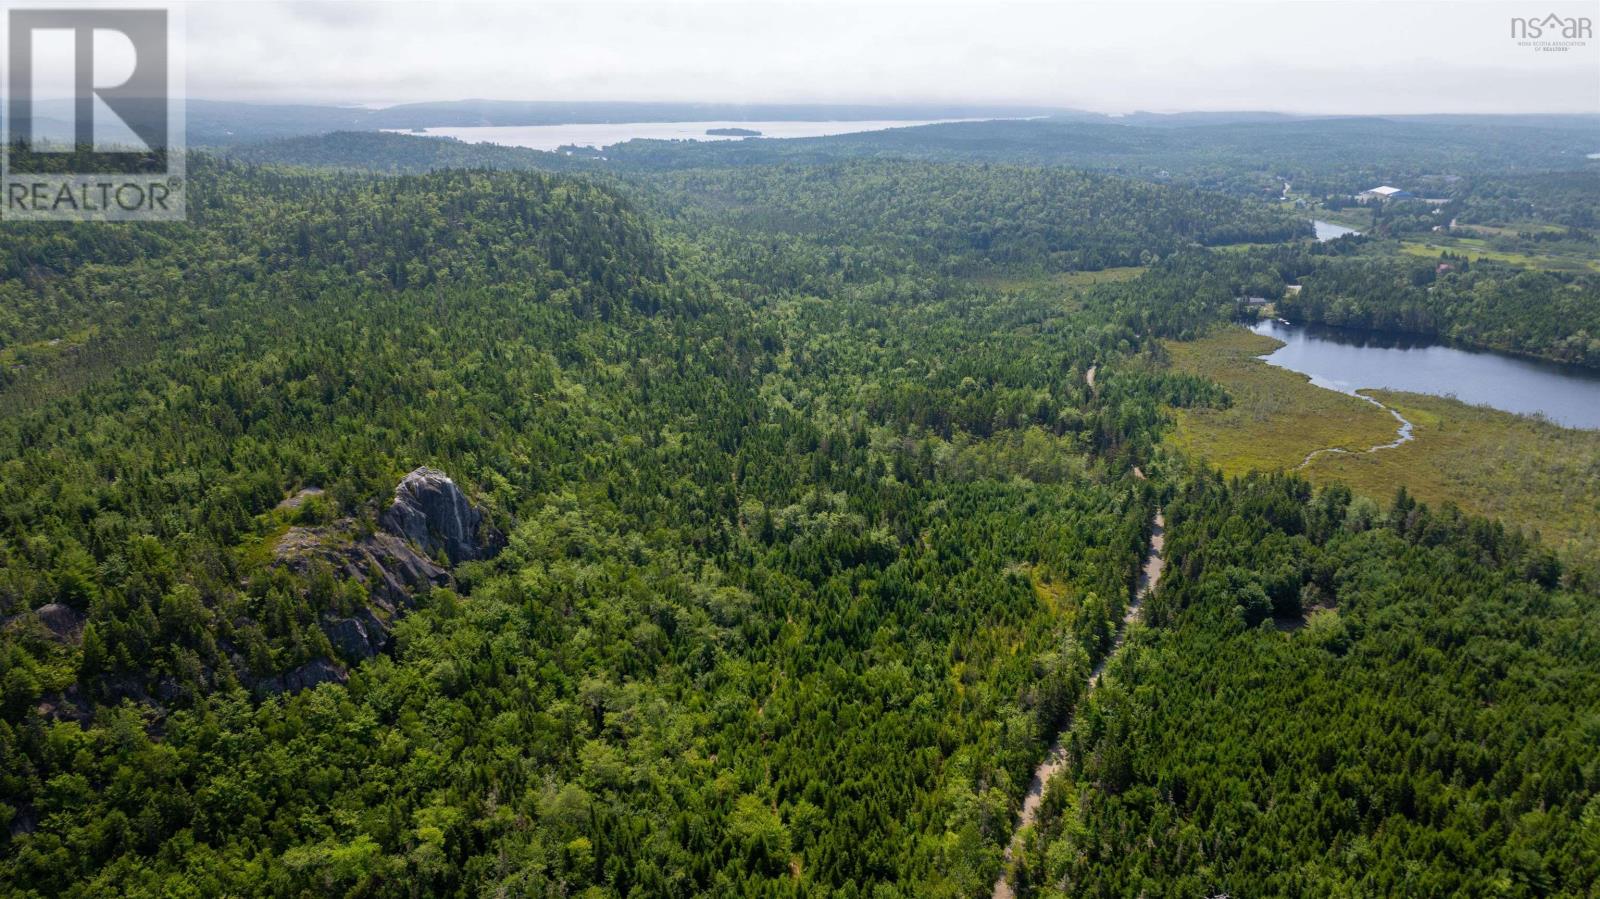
[{"left": 385, "top": 118, "right": 994, "bottom": 152}]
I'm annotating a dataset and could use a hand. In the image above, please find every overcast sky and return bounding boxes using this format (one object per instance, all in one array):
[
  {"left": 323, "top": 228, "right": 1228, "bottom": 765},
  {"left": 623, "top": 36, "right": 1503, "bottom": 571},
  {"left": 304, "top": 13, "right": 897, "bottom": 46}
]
[{"left": 185, "top": 0, "right": 1600, "bottom": 114}]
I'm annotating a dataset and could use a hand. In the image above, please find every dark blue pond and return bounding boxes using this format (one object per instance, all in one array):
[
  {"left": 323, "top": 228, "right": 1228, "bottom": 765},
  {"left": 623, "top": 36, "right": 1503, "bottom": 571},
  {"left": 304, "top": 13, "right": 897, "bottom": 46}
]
[{"left": 1251, "top": 320, "right": 1600, "bottom": 430}]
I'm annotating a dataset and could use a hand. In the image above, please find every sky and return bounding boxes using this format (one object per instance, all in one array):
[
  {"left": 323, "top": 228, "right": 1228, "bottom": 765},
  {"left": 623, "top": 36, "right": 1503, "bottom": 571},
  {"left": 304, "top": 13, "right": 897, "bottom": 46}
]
[{"left": 183, "top": 0, "right": 1600, "bottom": 115}]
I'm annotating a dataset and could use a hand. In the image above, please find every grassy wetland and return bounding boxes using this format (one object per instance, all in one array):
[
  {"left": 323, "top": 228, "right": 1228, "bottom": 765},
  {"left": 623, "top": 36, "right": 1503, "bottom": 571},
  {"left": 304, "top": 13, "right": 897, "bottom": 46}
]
[{"left": 1165, "top": 327, "right": 1600, "bottom": 560}]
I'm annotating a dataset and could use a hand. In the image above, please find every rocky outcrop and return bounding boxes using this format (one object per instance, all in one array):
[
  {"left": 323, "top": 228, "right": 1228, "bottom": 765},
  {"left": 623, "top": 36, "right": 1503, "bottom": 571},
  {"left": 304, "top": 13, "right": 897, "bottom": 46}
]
[
  {"left": 254, "top": 657, "right": 349, "bottom": 697},
  {"left": 274, "top": 486, "right": 325, "bottom": 512},
  {"left": 274, "top": 520, "right": 451, "bottom": 610},
  {"left": 268, "top": 467, "right": 500, "bottom": 690},
  {"left": 271, "top": 518, "right": 446, "bottom": 683},
  {"left": 1, "top": 602, "right": 85, "bottom": 645},
  {"left": 34, "top": 602, "right": 83, "bottom": 642},
  {"left": 380, "top": 467, "right": 502, "bottom": 564},
  {"left": 322, "top": 609, "right": 388, "bottom": 660}
]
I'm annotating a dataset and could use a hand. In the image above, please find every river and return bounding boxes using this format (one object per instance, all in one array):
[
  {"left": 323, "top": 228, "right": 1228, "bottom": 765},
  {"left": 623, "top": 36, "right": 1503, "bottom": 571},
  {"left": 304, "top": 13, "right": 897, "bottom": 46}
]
[{"left": 1251, "top": 320, "right": 1600, "bottom": 429}]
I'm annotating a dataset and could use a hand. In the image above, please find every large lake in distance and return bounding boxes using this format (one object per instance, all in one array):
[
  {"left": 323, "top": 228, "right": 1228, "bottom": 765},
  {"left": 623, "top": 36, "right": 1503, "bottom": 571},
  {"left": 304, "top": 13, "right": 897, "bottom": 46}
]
[
  {"left": 1251, "top": 320, "right": 1600, "bottom": 429},
  {"left": 391, "top": 119, "right": 979, "bottom": 152}
]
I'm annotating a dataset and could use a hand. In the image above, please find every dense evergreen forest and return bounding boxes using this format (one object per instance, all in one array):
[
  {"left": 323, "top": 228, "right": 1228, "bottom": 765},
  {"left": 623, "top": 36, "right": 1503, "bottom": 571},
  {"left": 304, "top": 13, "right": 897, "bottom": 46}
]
[
  {"left": 1279, "top": 254, "right": 1600, "bottom": 368},
  {"left": 1014, "top": 475, "right": 1597, "bottom": 896},
  {"left": 1, "top": 128, "right": 1596, "bottom": 897},
  {"left": 0, "top": 157, "right": 1198, "bottom": 896},
  {"left": 642, "top": 162, "right": 1310, "bottom": 272}
]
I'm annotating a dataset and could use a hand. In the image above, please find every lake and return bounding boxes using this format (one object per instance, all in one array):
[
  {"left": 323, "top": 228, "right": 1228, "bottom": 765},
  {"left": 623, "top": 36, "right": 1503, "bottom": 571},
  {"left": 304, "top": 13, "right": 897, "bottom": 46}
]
[
  {"left": 1251, "top": 320, "right": 1600, "bottom": 429},
  {"left": 389, "top": 119, "right": 980, "bottom": 153},
  {"left": 1312, "top": 220, "right": 1360, "bottom": 241}
]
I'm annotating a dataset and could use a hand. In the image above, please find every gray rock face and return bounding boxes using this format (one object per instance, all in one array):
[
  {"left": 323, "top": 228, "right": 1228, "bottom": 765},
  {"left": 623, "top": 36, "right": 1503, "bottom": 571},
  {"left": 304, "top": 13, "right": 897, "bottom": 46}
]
[
  {"left": 322, "top": 609, "right": 388, "bottom": 661},
  {"left": 274, "top": 520, "right": 450, "bottom": 610},
  {"left": 263, "top": 468, "right": 501, "bottom": 694},
  {"left": 273, "top": 469, "right": 498, "bottom": 612},
  {"left": 380, "top": 467, "right": 501, "bottom": 564},
  {"left": 279, "top": 658, "right": 347, "bottom": 694},
  {"left": 33, "top": 603, "right": 82, "bottom": 642}
]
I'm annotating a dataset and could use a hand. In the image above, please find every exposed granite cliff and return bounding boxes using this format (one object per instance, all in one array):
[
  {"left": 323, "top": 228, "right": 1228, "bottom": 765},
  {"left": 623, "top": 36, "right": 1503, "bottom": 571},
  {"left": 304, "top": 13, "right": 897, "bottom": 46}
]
[
  {"left": 380, "top": 467, "right": 504, "bottom": 564},
  {"left": 273, "top": 521, "right": 452, "bottom": 610},
  {"left": 267, "top": 467, "right": 501, "bottom": 693}
]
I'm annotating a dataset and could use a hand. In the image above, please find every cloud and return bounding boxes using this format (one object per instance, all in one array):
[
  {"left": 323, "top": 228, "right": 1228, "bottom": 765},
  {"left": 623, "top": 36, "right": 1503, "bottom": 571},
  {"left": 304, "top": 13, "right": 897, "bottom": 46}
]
[{"left": 185, "top": 0, "right": 1600, "bottom": 114}]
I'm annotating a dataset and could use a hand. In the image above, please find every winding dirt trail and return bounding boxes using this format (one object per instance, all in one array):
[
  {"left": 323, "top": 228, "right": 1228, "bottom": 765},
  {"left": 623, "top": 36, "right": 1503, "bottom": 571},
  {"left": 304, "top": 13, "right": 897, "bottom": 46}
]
[{"left": 991, "top": 505, "right": 1165, "bottom": 899}]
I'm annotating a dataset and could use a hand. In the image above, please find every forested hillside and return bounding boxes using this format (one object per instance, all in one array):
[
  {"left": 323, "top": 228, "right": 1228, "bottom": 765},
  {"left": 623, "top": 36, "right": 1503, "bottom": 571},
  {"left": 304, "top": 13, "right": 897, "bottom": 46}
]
[
  {"left": 1, "top": 146, "right": 1595, "bottom": 897},
  {"left": 0, "top": 161, "right": 689, "bottom": 708},
  {"left": 0, "top": 156, "right": 1194, "bottom": 896},
  {"left": 226, "top": 131, "right": 1600, "bottom": 370},
  {"left": 222, "top": 131, "right": 585, "bottom": 175},
  {"left": 645, "top": 162, "right": 1309, "bottom": 273},
  {"left": 220, "top": 115, "right": 1600, "bottom": 203},
  {"left": 1279, "top": 254, "right": 1600, "bottom": 368}
]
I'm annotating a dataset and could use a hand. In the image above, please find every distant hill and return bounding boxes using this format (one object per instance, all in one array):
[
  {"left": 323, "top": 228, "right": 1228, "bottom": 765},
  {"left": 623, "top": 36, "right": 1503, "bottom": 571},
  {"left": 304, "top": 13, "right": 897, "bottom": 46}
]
[
  {"left": 600, "top": 115, "right": 1600, "bottom": 195},
  {"left": 214, "top": 110, "right": 1600, "bottom": 206},
  {"left": 221, "top": 130, "right": 588, "bottom": 173},
  {"left": 186, "top": 99, "right": 375, "bottom": 144}
]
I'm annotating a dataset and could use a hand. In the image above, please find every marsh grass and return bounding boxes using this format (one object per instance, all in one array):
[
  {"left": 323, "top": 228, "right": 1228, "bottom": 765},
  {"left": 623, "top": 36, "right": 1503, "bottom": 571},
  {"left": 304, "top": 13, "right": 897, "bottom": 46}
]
[
  {"left": 1165, "top": 327, "right": 1600, "bottom": 560},
  {"left": 1162, "top": 329, "right": 1398, "bottom": 471},
  {"left": 1398, "top": 237, "right": 1600, "bottom": 274}
]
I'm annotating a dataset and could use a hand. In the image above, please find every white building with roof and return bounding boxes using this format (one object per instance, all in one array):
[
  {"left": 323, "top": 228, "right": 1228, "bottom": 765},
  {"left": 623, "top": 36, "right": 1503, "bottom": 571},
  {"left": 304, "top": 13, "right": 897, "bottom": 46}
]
[{"left": 1360, "top": 185, "right": 1413, "bottom": 201}]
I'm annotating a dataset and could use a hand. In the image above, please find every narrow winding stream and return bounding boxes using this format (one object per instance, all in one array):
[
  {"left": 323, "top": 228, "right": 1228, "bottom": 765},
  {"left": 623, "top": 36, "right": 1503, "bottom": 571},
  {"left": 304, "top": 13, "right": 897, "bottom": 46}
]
[{"left": 1294, "top": 391, "right": 1414, "bottom": 469}]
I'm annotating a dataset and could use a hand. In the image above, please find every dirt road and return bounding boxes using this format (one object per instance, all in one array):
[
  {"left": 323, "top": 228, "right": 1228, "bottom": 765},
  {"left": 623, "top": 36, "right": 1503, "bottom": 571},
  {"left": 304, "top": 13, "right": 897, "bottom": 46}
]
[{"left": 991, "top": 508, "right": 1165, "bottom": 899}]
